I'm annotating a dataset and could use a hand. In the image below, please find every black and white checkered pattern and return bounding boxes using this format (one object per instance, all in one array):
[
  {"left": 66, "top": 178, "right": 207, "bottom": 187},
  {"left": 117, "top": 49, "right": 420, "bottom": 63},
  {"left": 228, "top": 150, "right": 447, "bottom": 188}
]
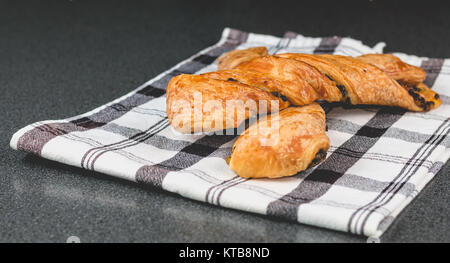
[{"left": 10, "top": 28, "right": 450, "bottom": 238}]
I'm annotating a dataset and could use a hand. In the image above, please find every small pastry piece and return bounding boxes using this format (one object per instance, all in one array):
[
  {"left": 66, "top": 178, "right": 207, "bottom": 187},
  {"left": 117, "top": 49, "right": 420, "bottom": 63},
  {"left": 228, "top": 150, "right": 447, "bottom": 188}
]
[
  {"left": 229, "top": 103, "right": 330, "bottom": 178},
  {"left": 166, "top": 74, "right": 290, "bottom": 133}
]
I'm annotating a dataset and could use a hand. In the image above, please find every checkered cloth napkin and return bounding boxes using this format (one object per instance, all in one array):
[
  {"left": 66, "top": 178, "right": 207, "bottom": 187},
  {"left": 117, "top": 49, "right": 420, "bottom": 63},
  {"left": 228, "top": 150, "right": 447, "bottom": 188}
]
[{"left": 10, "top": 28, "right": 450, "bottom": 238}]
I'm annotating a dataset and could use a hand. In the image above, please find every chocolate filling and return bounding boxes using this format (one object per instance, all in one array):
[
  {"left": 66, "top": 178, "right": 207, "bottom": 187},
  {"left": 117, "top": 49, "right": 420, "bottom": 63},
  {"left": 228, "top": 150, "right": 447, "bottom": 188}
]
[
  {"left": 227, "top": 78, "right": 238, "bottom": 82},
  {"left": 337, "top": 85, "right": 347, "bottom": 98},
  {"left": 308, "top": 148, "right": 327, "bottom": 169},
  {"left": 411, "top": 86, "right": 422, "bottom": 92},
  {"left": 324, "top": 74, "right": 334, "bottom": 81},
  {"left": 324, "top": 74, "right": 350, "bottom": 103},
  {"left": 400, "top": 81, "right": 434, "bottom": 111},
  {"left": 270, "top": 91, "right": 289, "bottom": 102}
]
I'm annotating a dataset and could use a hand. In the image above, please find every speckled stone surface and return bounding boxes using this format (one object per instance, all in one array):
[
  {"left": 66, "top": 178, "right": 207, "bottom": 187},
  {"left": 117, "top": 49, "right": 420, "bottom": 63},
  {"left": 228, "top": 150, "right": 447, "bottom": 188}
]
[{"left": 1, "top": 0, "right": 449, "bottom": 243}]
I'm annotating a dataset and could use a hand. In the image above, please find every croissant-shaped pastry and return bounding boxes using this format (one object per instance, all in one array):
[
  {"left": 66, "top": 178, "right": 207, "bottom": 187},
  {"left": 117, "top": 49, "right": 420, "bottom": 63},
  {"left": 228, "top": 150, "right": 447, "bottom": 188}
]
[
  {"left": 166, "top": 74, "right": 289, "bottom": 133},
  {"left": 216, "top": 47, "right": 441, "bottom": 111},
  {"left": 228, "top": 103, "right": 329, "bottom": 178}
]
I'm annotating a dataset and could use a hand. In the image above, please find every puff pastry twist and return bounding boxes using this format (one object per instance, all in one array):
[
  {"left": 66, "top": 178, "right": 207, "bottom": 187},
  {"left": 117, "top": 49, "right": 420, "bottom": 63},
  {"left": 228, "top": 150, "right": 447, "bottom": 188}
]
[{"left": 216, "top": 47, "right": 441, "bottom": 111}]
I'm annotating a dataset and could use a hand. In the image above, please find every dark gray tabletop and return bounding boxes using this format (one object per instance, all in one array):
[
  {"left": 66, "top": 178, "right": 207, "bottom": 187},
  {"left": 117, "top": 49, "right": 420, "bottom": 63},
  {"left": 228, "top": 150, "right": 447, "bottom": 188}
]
[{"left": 1, "top": 0, "right": 449, "bottom": 243}]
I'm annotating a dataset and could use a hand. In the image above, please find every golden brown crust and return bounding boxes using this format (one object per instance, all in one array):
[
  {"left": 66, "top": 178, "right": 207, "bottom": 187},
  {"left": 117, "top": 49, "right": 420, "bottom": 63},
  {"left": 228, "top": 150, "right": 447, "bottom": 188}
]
[
  {"left": 200, "top": 70, "right": 288, "bottom": 97},
  {"left": 166, "top": 74, "right": 290, "bottom": 133},
  {"left": 216, "top": 47, "right": 440, "bottom": 112},
  {"left": 276, "top": 53, "right": 441, "bottom": 111},
  {"left": 356, "top": 54, "right": 426, "bottom": 85},
  {"left": 277, "top": 53, "right": 359, "bottom": 103},
  {"left": 203, "top": 60, "right": 336, "bottom": 106},
  {"left": 318, "top": 54, "right": 424, "bottom": 111},
  {"left": 398, "top": 82, "right": 442, "bottom": 111},
  {"left": 235, "top": 56, "right": 343, "bottom": 104},
  {"left": 229, "top": 103, "right": 330, "bottom": 178},
  {"left": 217, "top": 47, "right": 269, "bottom": 70},
  {"left": 212, "top": 55, "right": 343, "bottom": 105}
]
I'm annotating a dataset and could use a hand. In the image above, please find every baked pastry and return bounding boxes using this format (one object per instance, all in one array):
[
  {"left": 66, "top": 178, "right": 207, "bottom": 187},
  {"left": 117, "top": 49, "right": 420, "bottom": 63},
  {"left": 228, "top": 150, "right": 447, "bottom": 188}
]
[
  {"left": 165, "top": 47, "right": 442, "bottom": 178},
  {"left": 166, "top": 74, "right": 289, "bottom": 133},
  {"left": 203, "top": 56, "right": 342, "bottom": 105},
  {"left": 167, "top": 47, "right": 441, "bottom": 134},
  {"left": 228, "top": 103, "right": 329, "bottom": 178},
  {"left": 216, "top": 47, "right": 441, "bottom": 111}
]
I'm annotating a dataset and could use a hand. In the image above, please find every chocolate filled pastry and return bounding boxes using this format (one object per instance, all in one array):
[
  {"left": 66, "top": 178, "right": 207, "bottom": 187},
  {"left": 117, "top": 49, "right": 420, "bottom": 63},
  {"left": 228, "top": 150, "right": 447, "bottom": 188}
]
[
  {"left": 165, "top": 46, "right": 442, "bottom": 179},
  {"left": 203, "top": 56, "right": 342, "bottom": 105},
  {"left": 216, "top": 47, "right": 441, "bottom": 111},
  {"left": 228, "top": 103, "right": 330, "bottom": 178}
]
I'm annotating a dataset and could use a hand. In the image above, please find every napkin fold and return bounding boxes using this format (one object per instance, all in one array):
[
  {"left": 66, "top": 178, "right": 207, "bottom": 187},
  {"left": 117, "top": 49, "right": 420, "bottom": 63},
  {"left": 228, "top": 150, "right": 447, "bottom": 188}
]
[{"left": 11, "top": 28, "right": 450, "bottom": 238}]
